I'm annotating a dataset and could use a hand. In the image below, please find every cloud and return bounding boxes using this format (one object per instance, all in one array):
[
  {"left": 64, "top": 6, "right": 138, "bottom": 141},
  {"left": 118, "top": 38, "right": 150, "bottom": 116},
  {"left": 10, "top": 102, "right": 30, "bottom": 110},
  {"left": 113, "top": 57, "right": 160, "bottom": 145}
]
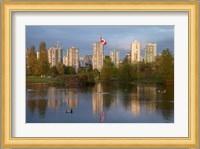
[{"left": 26, "top": 25, "right": 174, "bottom": 59}]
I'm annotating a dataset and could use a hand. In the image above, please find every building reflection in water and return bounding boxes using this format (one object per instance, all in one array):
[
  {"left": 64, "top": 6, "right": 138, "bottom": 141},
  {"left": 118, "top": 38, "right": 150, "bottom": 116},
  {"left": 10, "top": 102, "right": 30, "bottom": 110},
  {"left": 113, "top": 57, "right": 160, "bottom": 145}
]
[
  {"left": 65, "top": 89, "right": 78, "bottom": 108},
  {"left": 130, "top": 85, "right": 158, "bottom": 116},
  {"left": 47, "top": 87, "right": 62, "bottom": 111},
  {"left": 113, "top": 90, "right": 120, "bottom": 108},
  {"left": 27, "top": 83, "right": 174, "bottom": 123},
  {"left": 130, "top": 86, "right": 141, "bottom": 116},
  {"left": 130, "top": 96, "right": 140, "bottom": 117},
  {"left": 92, "top": 84, "right": 103, "bottom": 115},
  {"left": 137, "top": 85, "right": 157, "bottom": 114},
  {"left": 145, "top": 85, "right": 157, "bottom": 114}
]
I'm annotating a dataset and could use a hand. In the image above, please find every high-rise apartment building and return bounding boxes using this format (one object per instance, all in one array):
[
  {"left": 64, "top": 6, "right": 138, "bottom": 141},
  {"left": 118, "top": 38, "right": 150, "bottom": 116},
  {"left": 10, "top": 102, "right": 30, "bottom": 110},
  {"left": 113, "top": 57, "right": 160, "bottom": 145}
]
[
  {"left": 144, "top": 43, "right": 157, "bottom": 63},
  {"left": 79, "top": 56, "right": 84, "bottom": 67},
  {"left": 79, "top": 55, "right": 92, "bottom": 68},
  {"left": 36, "top": 52, "right": 40, "bottom": 59},
  {"left": 131, "top": 41, "right": 141, "bottom": 62},
  {"left": 92, "top": 42, "right": 104, "bottom": 71},
  {"left": 64, "top": 47, "right": 79, "bottom": 70},
  {"left": 63, "top": 56, "right": 68, "bottom": 66},
  {"left": 47, "top": 42, "right": 62, "bottom": 66},
  {"left": 110, "top": 50, "right": 120, "bottom": 67}
]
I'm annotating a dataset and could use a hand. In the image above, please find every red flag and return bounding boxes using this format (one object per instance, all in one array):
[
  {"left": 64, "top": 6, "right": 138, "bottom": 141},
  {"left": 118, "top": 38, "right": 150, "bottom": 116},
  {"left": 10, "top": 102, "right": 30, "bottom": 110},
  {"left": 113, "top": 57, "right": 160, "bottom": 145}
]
[{"left": 100, "top": 37, "right": 107, "bottom": 45}]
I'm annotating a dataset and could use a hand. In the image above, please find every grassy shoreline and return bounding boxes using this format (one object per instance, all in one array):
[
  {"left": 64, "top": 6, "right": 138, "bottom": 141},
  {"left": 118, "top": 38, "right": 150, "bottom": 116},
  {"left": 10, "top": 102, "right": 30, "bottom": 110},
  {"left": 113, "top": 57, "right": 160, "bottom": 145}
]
[
  {"left": 27, "top": 76, "right": 173, "bottom": 85},
  {"left": 26, "top": 76, "right": 64, "bottom": 85}
]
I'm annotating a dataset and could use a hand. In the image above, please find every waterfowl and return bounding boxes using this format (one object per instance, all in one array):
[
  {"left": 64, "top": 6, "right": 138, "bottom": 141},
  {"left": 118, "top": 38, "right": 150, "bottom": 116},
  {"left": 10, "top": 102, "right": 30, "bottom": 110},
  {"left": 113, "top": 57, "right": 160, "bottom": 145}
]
[{"left": 66, "top": 109, "right": 73, "bottom": 114}]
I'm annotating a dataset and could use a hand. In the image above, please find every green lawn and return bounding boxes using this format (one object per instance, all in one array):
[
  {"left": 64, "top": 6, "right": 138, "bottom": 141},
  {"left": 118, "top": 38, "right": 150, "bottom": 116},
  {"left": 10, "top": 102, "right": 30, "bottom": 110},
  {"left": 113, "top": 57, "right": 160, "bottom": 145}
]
[
  {"left": 26, "top": 76, "right": 64, "bottom": 84},
  {"left": 26, "top": 76, "right": 171, "bottom": 85}
]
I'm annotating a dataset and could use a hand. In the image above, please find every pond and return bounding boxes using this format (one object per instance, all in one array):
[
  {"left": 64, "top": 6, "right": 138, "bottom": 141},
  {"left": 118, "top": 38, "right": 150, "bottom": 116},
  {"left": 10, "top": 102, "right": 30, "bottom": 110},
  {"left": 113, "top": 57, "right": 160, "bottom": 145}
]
[{"left": 26, "top": 82, "right": 174, "bottom": 123}]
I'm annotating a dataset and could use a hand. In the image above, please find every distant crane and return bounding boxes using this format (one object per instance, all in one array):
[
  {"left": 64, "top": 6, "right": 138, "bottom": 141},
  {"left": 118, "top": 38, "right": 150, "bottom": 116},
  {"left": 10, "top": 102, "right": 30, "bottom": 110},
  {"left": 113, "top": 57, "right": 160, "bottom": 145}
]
[{"left": 56, "top": 41, "right": 62, "bottom": 49}]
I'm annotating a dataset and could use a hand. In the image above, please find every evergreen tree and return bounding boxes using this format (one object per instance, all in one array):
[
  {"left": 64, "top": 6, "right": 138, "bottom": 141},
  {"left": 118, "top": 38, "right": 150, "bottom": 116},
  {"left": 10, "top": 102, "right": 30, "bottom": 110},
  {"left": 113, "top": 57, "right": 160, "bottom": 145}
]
[
  {"left": 101, "top": 56, "right": 116, "bottom": 80},
  {"left": 68, "top": 67, "right": 76, "bottom": 74},
  {"left": 118, "top": 57, "right": 134, "bottom": 81},
  {"left": 155, "top": 48, "right": 174, "bottom": 81}
]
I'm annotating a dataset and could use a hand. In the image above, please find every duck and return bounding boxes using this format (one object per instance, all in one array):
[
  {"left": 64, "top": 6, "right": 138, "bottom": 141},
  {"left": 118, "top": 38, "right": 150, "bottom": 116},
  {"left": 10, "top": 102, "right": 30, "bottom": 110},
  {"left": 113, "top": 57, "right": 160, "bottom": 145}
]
[
  {"left": 66, "top": 109, "right": 73, "bottom": 114},
  {"left": 161, "top": 90, "right": 166, "bottom": 93}
]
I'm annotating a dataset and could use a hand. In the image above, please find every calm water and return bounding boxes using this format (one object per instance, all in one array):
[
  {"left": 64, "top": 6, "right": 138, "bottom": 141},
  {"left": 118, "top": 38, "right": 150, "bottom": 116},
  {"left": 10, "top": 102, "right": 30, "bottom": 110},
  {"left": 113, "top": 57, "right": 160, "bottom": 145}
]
[{"left": 26, "top": 82, "right": 174, "bottom": 123}]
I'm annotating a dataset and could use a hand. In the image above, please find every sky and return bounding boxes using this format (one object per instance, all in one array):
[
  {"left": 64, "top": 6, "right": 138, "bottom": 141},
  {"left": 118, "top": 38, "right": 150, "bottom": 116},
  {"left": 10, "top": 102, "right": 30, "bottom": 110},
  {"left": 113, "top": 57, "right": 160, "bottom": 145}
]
[{"left": 26, "top": 25, "right": 174, "bottom": 59}]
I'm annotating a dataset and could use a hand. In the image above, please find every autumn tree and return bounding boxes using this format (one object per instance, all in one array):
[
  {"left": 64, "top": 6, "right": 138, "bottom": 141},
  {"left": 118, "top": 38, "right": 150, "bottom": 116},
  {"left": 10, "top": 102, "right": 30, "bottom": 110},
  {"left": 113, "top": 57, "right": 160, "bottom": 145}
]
[
  {"left": 56, "top": 62, "right": 64, "bottom": 75},
  {"left": 26, "top": 45, "right": 37, "bottom": 76},
  {"left": 50, "top": 66, "right": 59, "bottom": 77},
  {"left": 37, "top": 42, "right": 49, "bottom": 76}
]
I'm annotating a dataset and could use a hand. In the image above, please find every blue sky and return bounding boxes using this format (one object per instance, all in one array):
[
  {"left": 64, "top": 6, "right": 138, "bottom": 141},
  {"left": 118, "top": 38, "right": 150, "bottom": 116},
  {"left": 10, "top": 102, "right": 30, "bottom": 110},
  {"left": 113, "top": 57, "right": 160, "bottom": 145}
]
[{"left": 26, "top": 25, "right": 174, "bottom": 59}]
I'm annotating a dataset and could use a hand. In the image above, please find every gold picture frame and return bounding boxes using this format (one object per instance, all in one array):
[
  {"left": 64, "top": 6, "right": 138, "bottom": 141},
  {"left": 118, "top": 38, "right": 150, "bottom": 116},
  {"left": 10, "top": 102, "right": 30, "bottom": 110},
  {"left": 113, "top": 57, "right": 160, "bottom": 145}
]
[{"left": 1, "top": 1, "right": 199, "bottom": 148}]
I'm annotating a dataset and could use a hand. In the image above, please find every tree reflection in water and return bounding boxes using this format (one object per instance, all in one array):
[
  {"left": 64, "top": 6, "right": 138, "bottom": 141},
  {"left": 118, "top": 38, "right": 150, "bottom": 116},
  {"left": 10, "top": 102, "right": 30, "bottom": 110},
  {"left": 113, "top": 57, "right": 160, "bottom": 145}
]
[{"left": 26, "top": 83, "right": 174, "bottom": 123}]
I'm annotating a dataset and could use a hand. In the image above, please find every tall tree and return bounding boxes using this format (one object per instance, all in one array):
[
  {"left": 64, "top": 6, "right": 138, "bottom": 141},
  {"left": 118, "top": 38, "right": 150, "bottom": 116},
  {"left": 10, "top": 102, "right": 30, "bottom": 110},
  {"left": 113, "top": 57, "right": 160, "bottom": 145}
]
[
  {"left": 56, "top": 62, "right": 64, "bottom": 75},
  {"left": 101, "top": 56, "right": 116, "bottom": 80},
  {"left": 26, "top": 45, "right": 37, "bottom": 76},
  {"left": 118, "top": 57, "right": 134, "bottom": 81},
  {"left": 68, "top": 66, "right": 76, "bottom": 74},
  {"left": 37, "top": 42, "right": 49, "bottom": 76},
  {"left": 155, "top": 48, "right": 174, "bottom": 81},
  {"left": 50, "top": 66, "right": 59, "bottom": 77}
]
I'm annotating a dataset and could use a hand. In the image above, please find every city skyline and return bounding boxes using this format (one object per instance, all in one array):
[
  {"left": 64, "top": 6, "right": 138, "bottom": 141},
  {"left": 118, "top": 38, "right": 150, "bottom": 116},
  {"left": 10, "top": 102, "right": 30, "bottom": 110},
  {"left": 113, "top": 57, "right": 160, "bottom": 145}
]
[{"left": 26, "top": 25, "right": 174, "bottom": 59}]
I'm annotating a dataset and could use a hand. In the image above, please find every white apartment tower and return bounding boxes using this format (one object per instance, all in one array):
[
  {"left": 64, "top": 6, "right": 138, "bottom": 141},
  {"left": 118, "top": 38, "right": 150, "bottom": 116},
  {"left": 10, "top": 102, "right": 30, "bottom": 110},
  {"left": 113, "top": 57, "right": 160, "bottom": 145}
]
[
  {"left": 63, "top": 56, "right": 68, "bottom": 66},
  {"left": 47, "top": 42, "right": 62, "bottom": 66},
  {"left": 92, "top": 42, "right": 104, "bottom": 71},
  {"left": 64, "top": 47, "right": 79, "bottom": 70},
  {"left": 131, "top": 41, "right": 141, "bottom": 62},
  {"left": 36, "top": 52, "right": 40, "bottom": 59},
  {"left": 110, "top": 50, "right": 120, "bottom": 67},
  {"left": 144, "top": 43, "right": 157, "bottom": 63}
]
